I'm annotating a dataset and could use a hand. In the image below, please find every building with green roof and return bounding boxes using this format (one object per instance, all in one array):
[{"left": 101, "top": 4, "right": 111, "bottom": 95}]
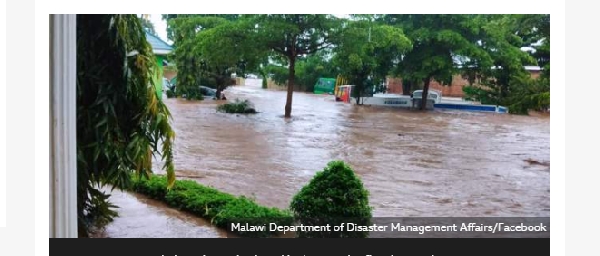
[{"left": 145, "top": 32, "right": 173, "bottom": 98}]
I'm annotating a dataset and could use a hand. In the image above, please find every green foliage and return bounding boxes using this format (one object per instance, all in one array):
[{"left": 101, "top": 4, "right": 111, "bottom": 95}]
[
  {"left": 264, "top": 55, "right": 338, "bottom": 93},
  {"left": 462, "top": 85, "right": 498, "bottom": 105},
  {"left": 506, "top": 74, "right": 550, "bottom": 114},
  {"left": 382, "top": 14, "right": 492, "bottom": 109},
  {"left": 216, "top": 99, "right": 257, "bottom": 114},
  {"left": 170, "top": 16, "right": 261, "bottom": 100},
  {"left": 76, "top": 15, "right": 176, "bottom": 236},
  {"left": 333, "top": 20, "right": 412, "bottom": 103},
  {"left": 255, "top": 14, "right": 340, "bottom": 117},
  {"left": 460, "top": 15, "right": 550, "bottom": 114},
  {"left": 187, "top": 88, "right": 206, "bottom": 100},
  {"left": 131, "top": 175, "right": 293, "bottom": 237},
  {"left": 166, "top": 87, "right": 176, "bottom": 98},
  {"left": 264, "top": 65, "right": 289, "bottom": 86},
  {"left": 290, "top": 161, "right": 372, "bottom": 238},
  {"left": 296, "top": 54, "right": 338, "bottom": 92}
]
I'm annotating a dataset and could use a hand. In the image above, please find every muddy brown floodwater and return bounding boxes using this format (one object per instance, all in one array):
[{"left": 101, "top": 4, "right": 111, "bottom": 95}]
[
  {"left": 104, "top": 79, "right": 549, "bottom": 237},
  {"left": 93, "top": 188, "right": 232, "bottom": 238},
  {"left": 164, "top": 79, "right": 549, "bottom": 217}
]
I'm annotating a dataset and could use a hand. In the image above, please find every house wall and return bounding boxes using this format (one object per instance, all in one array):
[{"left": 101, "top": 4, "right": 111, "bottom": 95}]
[
  {"left": 386, "top": 70, "right": 542, "bottom": 98},
  {"left": 386, "top": 75, "right": 469, "bottom": 97},
  {"left": 154, "top": 55, "right": 164, "bottom": 97},
  {"left": 164, "top": 69, "right": 177, "bottom": 81}
]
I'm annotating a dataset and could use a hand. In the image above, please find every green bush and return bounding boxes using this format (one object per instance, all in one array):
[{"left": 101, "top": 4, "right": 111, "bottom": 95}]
[
  {"left": 290, "top": 161, "right": 372, "bottom": 238},
  {"left": 166, "top": 88, "right": 176, "bottom": 98},
  {"left": 180, "top": 86, "right": 204, "bottom": 100},
  {"left": 131, "top": 175, "right": 292, "bottom": 237},
  {"left": 216, "top": 99, "right": 257, "bottom": 114},
  {"left": 462, "top": 85, "right": 499, "bottom": 105}
]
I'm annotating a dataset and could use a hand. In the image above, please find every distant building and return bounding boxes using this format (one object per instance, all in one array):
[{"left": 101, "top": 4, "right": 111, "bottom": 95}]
[
  {"left": 386, "top": 66, "right": 543, "bottom": 97},
  {"left": 145, "top": 32, "right": 173, "bottom": 97}
]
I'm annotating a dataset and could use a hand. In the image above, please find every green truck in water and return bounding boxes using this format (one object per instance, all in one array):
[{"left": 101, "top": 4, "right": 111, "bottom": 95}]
[{"left": 313, "top": 78, "right": 336, "bottom": 94}]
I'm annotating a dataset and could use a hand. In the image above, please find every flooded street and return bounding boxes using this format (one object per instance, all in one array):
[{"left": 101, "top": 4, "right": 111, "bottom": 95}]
[
  {"left": 103, "top": 79, "right": 549, "bottom": 237},
  {"left": 158, "top": 79, "right": 550, "bottom": 217},
  {"left": 94, "top": 188, "right": 230, "bottom": 238}
]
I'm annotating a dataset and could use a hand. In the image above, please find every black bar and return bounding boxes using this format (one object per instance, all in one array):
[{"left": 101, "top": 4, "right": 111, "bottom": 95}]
[{"left": 51, "top": 238, "right": 549, "bottom": 256}]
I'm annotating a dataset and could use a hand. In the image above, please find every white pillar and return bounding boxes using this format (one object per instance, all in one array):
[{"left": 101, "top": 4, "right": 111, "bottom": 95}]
[{"left": 50, "top": 14, "right": 77, "bottom": 238}]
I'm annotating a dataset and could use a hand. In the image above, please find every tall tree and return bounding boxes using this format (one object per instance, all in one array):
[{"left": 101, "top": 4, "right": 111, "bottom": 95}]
[
  {"left": 460, "top": 14, "right": 549, "bottom": 114},
  {"left": 462, "top": 15, "right": 536, "bottom": 105},
  {"left": 333, "top": 19, "right": 411, "bottom": 104},
  {"left": 264, "top": 52, "right": 337, "bottom": 92},
  {"left": 77, "top": 14, "right": 176, "bottom": 236},
  {"left": 163, "top": 14, "right": 241, "bottom": 43},
  {"left": 255, "top": 14, "right": 339, "bottom": 117},
  {"left": 386, "top": 15, "right": 492, "bottom": 110}
]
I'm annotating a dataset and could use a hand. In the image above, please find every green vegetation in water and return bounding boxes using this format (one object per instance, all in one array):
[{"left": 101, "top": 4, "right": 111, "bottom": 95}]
[
  {"left": 290, "top": 161, "right": 373, "bottom": 238},
  {"left": 131, "top": 174, "right": 293, "bottom": 237},
  {"left": 217, "top": 99, "right": 257, "bottom": 114}
]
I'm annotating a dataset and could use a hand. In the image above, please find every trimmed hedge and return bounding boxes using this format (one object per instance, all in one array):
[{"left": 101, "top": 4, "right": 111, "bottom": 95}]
[
  {"left": 130, "top": 175, "right": 293, "bottom": 237},
  {"left": 290, "top": 161, "right": 372, "bottom": 238}
]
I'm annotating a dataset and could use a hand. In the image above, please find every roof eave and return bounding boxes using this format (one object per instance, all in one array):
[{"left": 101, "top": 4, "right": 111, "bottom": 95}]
[{"left": 153, "top": 49, "right": 172, "bottom": 55}]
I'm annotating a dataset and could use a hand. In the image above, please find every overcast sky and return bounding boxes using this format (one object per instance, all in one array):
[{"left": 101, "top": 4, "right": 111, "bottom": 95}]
[{"left": 149, "top": 14, "right": 170, "bottom": 43}]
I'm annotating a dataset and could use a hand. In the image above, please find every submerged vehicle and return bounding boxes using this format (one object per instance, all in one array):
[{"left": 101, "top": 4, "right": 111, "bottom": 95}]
[{"left": 336, "top": 86, "right": 507, "bottom": 113}]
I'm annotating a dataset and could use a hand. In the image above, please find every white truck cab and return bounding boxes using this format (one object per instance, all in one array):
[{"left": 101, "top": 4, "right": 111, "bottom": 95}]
[{"left": 411, "top": 89, "right": 442, "bottom": 104}]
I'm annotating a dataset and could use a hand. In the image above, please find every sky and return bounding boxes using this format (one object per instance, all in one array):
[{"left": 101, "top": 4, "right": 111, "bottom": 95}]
[{"left": 149, "top": 14, "right": 169, "bottom": 43}]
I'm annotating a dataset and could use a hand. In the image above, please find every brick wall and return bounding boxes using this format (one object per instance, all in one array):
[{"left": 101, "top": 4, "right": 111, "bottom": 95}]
[
  {"left": 386, "top": 75, "right": 469, "bottom": 97},
  {"left": 163, "top": 70, "right": 177, "bottom": 81},
  {"left": 386, "top": 70, "right": 540, "bottom": 98}
]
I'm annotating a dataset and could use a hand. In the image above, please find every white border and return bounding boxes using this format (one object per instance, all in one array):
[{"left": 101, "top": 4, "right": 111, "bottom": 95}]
[
  {"left": 0, "top": 0, "right": 8, "bottom": 228},
  {"left": 27, "top": 1, "right": 564, "bottom": 256}
]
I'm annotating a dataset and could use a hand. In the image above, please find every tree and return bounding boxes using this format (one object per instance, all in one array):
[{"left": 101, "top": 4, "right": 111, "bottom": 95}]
[
  {"left": 255, "top": 15, "right": 339, "bottom": 117},
  {"left": 169, "top": 16, "right": 260, "bottom": 99},
  {"left": 462, "top": 15, "right": 537, "bottom": 105},
  {"left": 386, "top": 15, "right": 492, "bottom": 110},
  {"left": 517, "top": 14, "right": 550, "bottom": 76},
  {"left": 460, "top": 14, "right": 550, "bottom": 114},
  {"left": 295, "top": 52, "right": 338, "bottom": 92},
  {"left": 333, "top": 18, "right": 411, "bottom": 104},
  {"left": 77, "top": 15, "right": 176, "bottom": 236},
  {"left": 140, "top": 16, "right": 157, "bottom": 36},
  {"left": 263, "top": 53, "right": 337, "bottom": 92},
  {"left": 162, "top": 14, "right": 241, "bottom": 43}
]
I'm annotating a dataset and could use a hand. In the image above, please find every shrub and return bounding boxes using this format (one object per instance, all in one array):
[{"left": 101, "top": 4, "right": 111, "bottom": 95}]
[
  {"left": 131, "top": 174, "right": 292, "bottom": 237},
  {"left": 166, "top": 88, "right": 176, "bottom": 98},
  {"left": 290, "top": 161, "right": 372, "bottom": 238},
  {"left": 216, "top": 99, "right": 257, "bottom": 114}
]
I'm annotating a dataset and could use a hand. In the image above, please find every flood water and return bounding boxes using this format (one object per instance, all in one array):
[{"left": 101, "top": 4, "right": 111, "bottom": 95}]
[
  {"left": 93, "top": 188, "right": 231, "bottom": 238},
  {"left": 163, "top": 79, "right": 549, "bottom": 217},
  {"left": 104, "top": 79, "right": 549, "bottom": 237}
]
